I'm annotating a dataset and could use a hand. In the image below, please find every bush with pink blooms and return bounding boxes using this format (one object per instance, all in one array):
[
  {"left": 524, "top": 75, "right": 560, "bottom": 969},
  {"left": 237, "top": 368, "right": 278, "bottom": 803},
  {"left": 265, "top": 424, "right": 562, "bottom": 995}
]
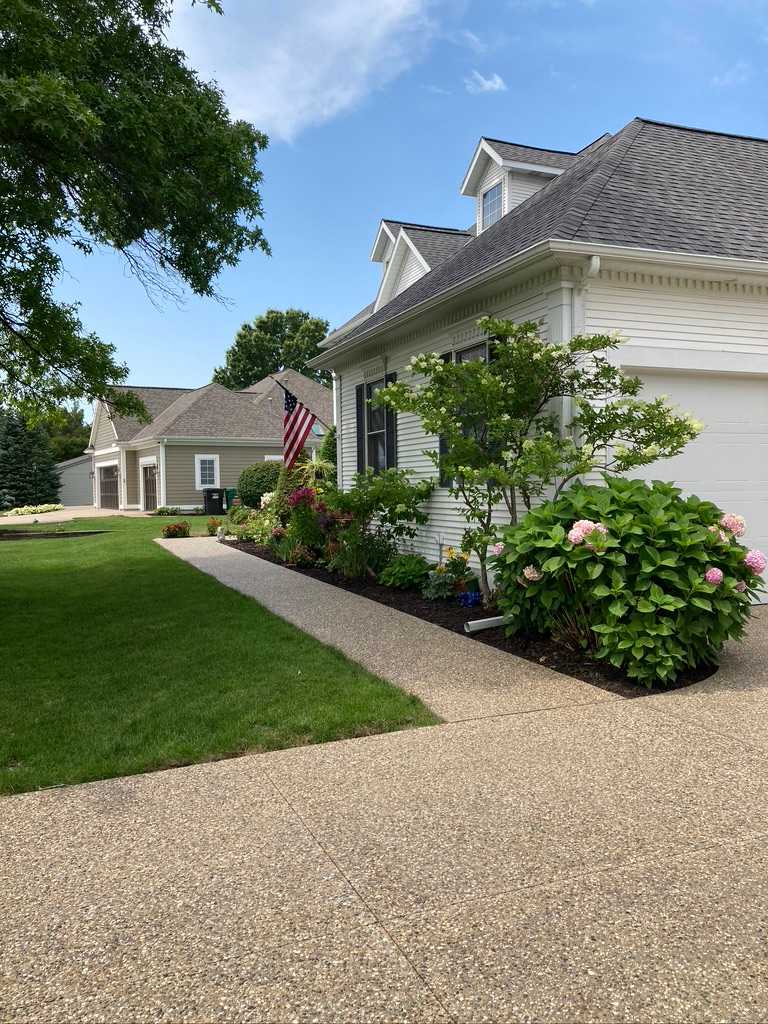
[{"left": 492, "top": 476, "right": 762, "bottom": 688}]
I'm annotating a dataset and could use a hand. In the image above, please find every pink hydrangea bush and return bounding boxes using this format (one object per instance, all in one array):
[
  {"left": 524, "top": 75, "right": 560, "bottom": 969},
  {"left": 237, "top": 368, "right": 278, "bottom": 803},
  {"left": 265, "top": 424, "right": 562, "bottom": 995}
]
[{"left": 492, "top": 477, "right": 761, "bottom": 688}]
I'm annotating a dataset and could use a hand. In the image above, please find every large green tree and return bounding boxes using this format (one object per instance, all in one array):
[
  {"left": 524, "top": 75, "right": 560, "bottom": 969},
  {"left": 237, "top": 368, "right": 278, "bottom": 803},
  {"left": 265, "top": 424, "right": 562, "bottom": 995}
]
[
  {"left": 1, "top": 0, "right": 269, "bottom": 421},
  {"left": 213, "top": 309, "right": 330, "bottom": 389},
  {"left": 0, "top": 414, "right": 60, "bottom": 506},
  {"left": 39, "top": 404, "right": 91, "bottom": 462}
]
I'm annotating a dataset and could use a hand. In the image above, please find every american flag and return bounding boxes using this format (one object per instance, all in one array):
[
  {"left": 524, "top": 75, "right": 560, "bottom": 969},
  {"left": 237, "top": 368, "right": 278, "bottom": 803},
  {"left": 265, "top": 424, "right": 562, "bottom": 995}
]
[{"left": 283, "top": 387, "right": 317, "bottom": 468}]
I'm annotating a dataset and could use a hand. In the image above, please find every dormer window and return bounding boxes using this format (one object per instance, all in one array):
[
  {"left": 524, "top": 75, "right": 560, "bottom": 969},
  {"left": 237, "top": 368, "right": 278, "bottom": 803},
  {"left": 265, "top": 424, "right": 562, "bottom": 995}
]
[{"left": 481, "top": 182, "right": 503, "bottom": 229}]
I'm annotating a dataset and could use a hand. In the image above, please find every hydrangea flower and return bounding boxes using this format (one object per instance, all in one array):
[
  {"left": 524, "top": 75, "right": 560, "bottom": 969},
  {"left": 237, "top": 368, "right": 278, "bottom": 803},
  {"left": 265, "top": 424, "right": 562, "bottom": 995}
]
[
  {"left": 735, "top": 580, "right": 748, "bottom": 593},
  {"left": 744, "top": 549, "right": 767, "bottom": 575},
  {"left": 522, "top": 564, "right": 542, "bottom": 581},
  {"left": 489, "top": 542, "right": 504, "bottom": 556},
  {"left": 704, "top": 567, "right": 724, "bottom": 586},
  {"left": 708, "top": 525, "right": 729, "bottom": 543},
  {"left": 720, "top": 513, "right": 746, "bottom": 537},
  {"left": 568, "top": 519, "right": 608, "bottom": 545}
]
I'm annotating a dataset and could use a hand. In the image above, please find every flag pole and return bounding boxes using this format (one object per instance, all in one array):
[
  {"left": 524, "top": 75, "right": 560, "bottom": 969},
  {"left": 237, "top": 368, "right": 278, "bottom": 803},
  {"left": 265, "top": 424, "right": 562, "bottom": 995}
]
[{"left": 268, "top": 375, "right": 331, "bottom": 430}]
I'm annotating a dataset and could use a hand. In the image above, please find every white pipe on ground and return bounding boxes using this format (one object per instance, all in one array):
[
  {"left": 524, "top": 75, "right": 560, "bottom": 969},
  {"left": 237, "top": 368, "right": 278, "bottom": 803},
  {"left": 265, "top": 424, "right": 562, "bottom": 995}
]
[{"left": 464, "top": 615, "right": 506, "bottom": 635}]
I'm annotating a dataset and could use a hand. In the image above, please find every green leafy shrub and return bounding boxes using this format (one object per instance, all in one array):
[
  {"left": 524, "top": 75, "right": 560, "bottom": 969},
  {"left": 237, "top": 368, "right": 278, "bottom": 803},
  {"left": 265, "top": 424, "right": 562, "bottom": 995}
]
[
  {"left": 326, "top": 523, "right": 396, "bottom": 579},
  {"left": 228, "top": 503, "right": 250, "bottom": 525},
  {"left": 493, "top": 477, "right": 763, "bottom": 687},
  {"left": 161, "top": 521, "right": 190, "bottom": 538},
  {"left": 154, "top": 506, "right": 181, "bottom": 516},
  {"left": 206, "top": 517, "right": 222, "bottom": 536},
  {"left": 379, "top": 553, "right": 432, "bottom": 590},
  {"left": 230, "top": 509, "right": 278, "bottom": 543},
  {"left": 237, "top": 461, "right": 282, "bottom": 509}
]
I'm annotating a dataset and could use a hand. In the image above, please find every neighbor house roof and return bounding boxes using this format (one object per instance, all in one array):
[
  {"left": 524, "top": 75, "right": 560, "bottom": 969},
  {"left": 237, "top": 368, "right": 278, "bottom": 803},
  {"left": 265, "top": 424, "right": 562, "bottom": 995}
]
[
  {"left": 240, "top": 369, "right": 333, "bottom": 426},
  {"left": 331, "top": 118, "right": 768, "bottom": 349},
  {"left": 109, "top": 386, "right": 193, "bottom": 441}
]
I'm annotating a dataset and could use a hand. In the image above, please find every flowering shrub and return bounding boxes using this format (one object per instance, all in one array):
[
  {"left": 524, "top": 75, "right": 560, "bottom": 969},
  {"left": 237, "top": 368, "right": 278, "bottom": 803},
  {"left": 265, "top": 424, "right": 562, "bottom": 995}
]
[
  {"left": 287, "top": 487, "right": 317, "bottom": 508},
  {"left": 422, "top": 546, "right": 478, "bottom": 600},
  {"left": 161, "top": 521, "right": 190, "bottom": 538},
  {"left": 493, "top": 477, "right": 762, "bottom": 687},
  {"left": 2, "top": 503, "right": 64, "bottom": 516},
  {"left": 260, "top": 491, "right": 275, "bottom": 509},
  {"left": 206, "top": 517, "right": 222, "bottom": 536}
]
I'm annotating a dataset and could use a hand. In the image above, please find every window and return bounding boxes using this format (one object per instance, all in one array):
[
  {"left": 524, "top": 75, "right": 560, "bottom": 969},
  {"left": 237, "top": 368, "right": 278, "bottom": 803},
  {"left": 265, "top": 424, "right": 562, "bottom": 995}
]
[
  {"left": 455, "top": 342, "right": 488, "bottom": 364},
  {"left": 366, "top": 378, "right": 387, "bottom": 472},
  {"left": 263, "top": 455, "right": 283, "bottom": 462},
  {"left": 355, "top": 374, "right": 397, "bottom": 473},
  {"left": 194, "top": 453, "right": 220, "bottom": 490},
  {"left": 481, "top": 181, "right": 502, "bottom": 229}
]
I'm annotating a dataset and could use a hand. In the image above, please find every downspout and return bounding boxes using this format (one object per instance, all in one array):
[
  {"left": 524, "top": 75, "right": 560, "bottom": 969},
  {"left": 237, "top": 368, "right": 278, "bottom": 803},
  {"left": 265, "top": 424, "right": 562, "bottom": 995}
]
[{"left": 159, "top": 440, "right": 167, "bottom": 508}]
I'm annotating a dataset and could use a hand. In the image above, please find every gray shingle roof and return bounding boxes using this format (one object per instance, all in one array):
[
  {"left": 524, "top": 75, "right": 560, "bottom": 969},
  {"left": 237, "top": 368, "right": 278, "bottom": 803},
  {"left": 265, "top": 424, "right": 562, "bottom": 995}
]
[
  {"left": 404, "top": 226, "right": 472, "bottom": 268},
  {"left": 110, "top": 387, "right": 192, "bottom": 440},
  {"left": 114, "top": 372, "right": 332, "bottom": 443},
  {"left": 336, "top": 118, "right": 768, "bottom": 348},
  {"left": 483, "top": 138, "right": 577, "bottom": 170}
]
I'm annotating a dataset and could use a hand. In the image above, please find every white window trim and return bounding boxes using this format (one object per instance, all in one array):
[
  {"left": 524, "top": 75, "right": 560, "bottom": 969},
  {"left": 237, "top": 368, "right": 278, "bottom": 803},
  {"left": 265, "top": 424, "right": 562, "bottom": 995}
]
[
  {"left": 263, "top": 454, "right": 283, "bottom": 462},
  {"left": 94, "top": 459, "right": 119, "bottom": 509},
  {"left": 194, "top": 453, "right": 220, "bottom": 490}
]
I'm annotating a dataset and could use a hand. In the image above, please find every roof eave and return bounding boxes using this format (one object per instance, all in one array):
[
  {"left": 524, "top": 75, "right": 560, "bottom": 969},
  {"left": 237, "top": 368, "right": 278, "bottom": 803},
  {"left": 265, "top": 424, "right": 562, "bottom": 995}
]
[{"left": 309, "top": 238, "right": 558, "bottom": 369}]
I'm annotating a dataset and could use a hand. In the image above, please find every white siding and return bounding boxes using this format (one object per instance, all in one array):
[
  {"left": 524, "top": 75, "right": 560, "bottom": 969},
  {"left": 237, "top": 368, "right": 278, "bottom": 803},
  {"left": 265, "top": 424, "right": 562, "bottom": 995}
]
[
  {"left": 585, "top": 271, "right": 768, "bottom": 360},
  {"left": 337, "top": 284, "right": 550, "bottom": 560},
  {"left": 395, "top": 249, "right": 426, "bottom": 297},
  {"left": 506, "top": 171, "right": 545, "bottom": 210}
]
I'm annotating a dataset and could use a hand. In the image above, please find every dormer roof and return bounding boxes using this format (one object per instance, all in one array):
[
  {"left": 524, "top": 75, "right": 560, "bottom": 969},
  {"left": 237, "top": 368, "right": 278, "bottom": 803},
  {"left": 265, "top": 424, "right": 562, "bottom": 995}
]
[{"left": 460, "top": 137, "right": 575, "bottom": 196}]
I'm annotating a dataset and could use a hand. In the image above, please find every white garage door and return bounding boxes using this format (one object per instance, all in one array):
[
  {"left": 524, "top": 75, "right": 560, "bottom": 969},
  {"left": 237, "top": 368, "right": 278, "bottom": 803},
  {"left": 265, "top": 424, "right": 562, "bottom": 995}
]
[{"left": 630, "top": 370, "right": 768, "bottom": 557}]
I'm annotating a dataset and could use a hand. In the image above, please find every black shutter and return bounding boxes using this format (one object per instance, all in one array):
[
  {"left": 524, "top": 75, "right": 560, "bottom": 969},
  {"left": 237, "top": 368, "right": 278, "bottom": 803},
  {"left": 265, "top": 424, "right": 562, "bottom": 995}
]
[
  {"left": 438, "top": 353, "right": 452, "bottom": 486},
  {"left": 384, "top": 371, "right": 397, "bottom": 468},
  {"left": 355, "top": 383, "right": 366, "bottom": 472}
]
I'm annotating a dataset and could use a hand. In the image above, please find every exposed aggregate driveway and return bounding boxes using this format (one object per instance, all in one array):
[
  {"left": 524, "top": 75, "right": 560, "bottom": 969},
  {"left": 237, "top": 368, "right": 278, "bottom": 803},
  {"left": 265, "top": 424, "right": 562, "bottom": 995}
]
[{"left": 3, "top": 539, "right": 768, "bottom": 1023}]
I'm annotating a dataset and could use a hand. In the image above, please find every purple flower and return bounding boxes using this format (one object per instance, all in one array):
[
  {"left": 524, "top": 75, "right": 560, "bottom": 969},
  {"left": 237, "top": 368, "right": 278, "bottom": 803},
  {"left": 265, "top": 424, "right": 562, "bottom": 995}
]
[
  {"left": 704, "top": 567, "right": 723, "bottom": 586},
  {"left": 720, "top": 513, "right": 746, "bottom": 538},
  {"left": 489, "top": 542, "right": 505, "bottom": 556}
]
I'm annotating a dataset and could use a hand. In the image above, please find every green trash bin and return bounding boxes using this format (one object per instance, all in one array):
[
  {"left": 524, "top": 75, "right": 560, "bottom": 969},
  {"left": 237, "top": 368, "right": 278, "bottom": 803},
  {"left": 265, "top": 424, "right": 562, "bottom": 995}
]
[{"left": 224, "top": 487, "right": 237, "bottom": 511}]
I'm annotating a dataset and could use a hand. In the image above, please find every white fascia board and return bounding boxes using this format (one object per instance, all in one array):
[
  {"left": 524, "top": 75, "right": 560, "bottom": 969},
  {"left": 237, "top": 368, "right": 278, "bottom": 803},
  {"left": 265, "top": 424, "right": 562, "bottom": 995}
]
[
  {"left": 547, "top": 239, "right": 768, "bottom": 279},
  {"left": 158, "top": 437, "right": 283, "bottom": 446},
  {"left": 373, "top": 230, "right": 430, "bottom": 313},
  {"left": 501, "top": 160, "right": 563, "bottom": 177},
  {"left": 460, "top": 139, "right": 503, "bottom": 196},
  {"left": 369, "top": 220, "right": 398, "bottom": 262}
]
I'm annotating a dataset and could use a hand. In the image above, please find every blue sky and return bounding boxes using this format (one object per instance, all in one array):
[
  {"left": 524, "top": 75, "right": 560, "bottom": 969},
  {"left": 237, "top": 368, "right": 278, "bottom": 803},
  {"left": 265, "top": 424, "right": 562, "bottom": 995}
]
[{"left": 57, "top": 0, "right": 768, "bottom": 393}]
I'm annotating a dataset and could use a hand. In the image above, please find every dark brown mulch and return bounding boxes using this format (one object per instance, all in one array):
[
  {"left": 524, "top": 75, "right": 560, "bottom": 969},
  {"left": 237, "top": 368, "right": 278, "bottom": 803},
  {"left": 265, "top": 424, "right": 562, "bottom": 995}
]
[
  {"left": 225, "top": 540, "right": 716, "bottom": 699},
  {"left": 0, "top": 530, "right": 108, "bottom": 541}
]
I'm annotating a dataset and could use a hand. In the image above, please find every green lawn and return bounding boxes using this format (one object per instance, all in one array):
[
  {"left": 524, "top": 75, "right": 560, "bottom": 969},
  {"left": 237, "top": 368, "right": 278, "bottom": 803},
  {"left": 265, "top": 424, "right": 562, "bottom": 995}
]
[{"left": 0, "top": 516, "right": 438, "bottom": 795}]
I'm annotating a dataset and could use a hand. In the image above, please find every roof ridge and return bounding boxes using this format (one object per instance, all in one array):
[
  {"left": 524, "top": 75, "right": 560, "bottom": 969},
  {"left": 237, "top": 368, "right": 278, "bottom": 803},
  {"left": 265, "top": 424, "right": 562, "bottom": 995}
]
[
  {"left": 383, "top": 220, "right": 470, "bottom": 234},
  {"left": 482, "top": 136, "right": 577, "bottom": 156},
  {"left": 115, "top": 385, "right": 194, "bottom": 392},
  {"left": 637, "top": 116, "right": 768, "bottom": 145},
  {"left": 561, "top": 119, "right": 646, "bottom": 243}
]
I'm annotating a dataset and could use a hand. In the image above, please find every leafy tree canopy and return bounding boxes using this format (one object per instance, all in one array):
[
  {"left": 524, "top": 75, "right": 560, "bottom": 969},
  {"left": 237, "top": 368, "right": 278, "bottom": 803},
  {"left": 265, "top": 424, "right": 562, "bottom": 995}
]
[
  {"left": 1, "top": 0, "right": 269, "bottom": 422},
  {"left": 39, "top": 404, "right": 91, "bottom": 462},
  {"left": 213, "top": 309, "right": 330, "bottom": 389}
]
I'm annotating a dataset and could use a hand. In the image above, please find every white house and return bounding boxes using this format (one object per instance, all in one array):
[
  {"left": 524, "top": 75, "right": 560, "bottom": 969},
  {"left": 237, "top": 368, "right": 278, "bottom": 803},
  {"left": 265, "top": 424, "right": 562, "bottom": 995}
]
[{"left": 311, "top": 118, "right": 768, "bottom": 561}]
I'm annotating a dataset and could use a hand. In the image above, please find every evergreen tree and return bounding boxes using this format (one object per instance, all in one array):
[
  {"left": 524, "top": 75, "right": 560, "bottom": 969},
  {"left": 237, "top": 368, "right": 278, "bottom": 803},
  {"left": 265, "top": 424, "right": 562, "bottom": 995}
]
[{"left": 0, "top": 414, "right": 60, "bottom": 506}]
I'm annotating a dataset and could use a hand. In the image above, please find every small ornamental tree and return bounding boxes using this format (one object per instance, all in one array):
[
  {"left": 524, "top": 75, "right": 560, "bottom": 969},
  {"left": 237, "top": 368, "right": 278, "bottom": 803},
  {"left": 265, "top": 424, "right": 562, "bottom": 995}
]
[{"left": 376, "top": 317, "right": 702, "bottom": 604}]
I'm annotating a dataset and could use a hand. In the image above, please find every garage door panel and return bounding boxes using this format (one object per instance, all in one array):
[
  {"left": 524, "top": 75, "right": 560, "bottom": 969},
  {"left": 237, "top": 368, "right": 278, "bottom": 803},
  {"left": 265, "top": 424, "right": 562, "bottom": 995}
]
[{"left": 628, "top": 370, "right": 768, "bottom": 557}]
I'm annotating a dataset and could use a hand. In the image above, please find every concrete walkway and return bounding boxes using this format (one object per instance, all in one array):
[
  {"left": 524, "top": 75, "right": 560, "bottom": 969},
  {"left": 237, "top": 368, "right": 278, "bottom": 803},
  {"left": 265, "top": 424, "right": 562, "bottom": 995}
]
[{"left": 4, "top": 539, "right": 768, "bottom": 1022}]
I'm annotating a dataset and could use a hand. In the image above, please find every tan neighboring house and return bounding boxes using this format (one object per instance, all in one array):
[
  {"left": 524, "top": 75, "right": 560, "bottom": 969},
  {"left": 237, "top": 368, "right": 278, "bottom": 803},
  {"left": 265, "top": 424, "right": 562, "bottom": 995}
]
[{"left": 86, "top": 370, "right": 331, "bottom": 511}]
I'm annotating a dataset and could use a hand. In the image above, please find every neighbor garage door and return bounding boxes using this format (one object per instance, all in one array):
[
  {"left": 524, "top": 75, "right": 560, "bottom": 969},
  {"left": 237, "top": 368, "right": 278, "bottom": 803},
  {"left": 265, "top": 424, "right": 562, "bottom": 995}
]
[{"left": 629, "top": 370, "right": 768, "bottom": 556}]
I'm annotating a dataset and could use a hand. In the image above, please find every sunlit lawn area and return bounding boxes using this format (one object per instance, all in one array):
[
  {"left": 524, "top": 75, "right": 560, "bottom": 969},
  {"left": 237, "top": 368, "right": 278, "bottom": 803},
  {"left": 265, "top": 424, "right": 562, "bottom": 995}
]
[{"left": 0, "top": 516, "right": 437, "bottom": 795}]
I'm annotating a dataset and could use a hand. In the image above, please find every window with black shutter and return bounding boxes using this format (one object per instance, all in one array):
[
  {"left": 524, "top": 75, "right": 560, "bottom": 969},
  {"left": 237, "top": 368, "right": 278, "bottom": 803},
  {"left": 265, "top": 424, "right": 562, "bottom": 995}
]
[
  {"left": 438, "top": 344, "right": 488, "bottom": 486},
  {"left": 356, "top": 373, "right": 398, "bottom": 473}
]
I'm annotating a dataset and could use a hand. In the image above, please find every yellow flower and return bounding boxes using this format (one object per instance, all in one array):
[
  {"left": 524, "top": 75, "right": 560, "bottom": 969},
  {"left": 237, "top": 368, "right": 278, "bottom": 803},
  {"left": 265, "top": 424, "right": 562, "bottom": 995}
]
[{"left": 446, "top": 546, "right": 456, "bottom": 558}]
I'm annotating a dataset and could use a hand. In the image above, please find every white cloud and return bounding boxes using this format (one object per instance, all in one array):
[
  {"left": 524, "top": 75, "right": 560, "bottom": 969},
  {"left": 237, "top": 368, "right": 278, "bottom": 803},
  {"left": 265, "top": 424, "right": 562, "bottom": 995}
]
[
  {"left": 464, "top": 69, "right": 508, "bottom": 94},
  {"left": 712, "top": 59, "right": 751, "bottom": 87},
  {"left": 169, "top": 0, "right": 442, "bottom": 142},
  {"left": 459, "top": 29, "right": 486, "bottom": 53}
]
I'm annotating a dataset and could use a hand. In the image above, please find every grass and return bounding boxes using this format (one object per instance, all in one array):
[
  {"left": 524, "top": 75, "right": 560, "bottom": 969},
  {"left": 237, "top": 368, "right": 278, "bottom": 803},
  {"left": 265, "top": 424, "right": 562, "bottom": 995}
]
[{"left": 0, "top": 515, "right": 438, "bottom": 795}]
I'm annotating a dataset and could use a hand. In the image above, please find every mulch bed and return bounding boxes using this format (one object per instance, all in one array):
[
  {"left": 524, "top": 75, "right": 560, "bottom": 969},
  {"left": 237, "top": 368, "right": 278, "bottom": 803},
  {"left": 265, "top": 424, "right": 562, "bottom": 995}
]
[
  {"left": 225, "top": 540, "right": 716, "bottom": 699},
  {"left": 0, "top": 530, "right": 108, "bottom": 541}
]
